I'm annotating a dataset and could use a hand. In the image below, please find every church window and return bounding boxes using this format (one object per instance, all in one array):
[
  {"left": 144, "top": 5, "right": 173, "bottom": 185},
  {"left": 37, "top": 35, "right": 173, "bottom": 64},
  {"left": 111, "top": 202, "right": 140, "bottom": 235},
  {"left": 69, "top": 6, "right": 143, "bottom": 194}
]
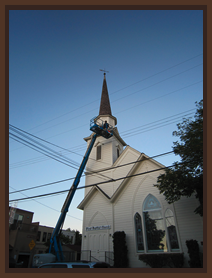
[
  {"left": 134, "top": 213, "right": 144, "bottom": 251},
  {"left": 143, "top": 194, "right": 167, "bottom": 252},
  {"left": 165, "top": 209, "right": 180, "bottom": 251},
  {"left": 96, "top": 145, "right": 101, "bottom": 160},
  {"left": 117, "top": 148, "right": 120, "bottom": 158}
]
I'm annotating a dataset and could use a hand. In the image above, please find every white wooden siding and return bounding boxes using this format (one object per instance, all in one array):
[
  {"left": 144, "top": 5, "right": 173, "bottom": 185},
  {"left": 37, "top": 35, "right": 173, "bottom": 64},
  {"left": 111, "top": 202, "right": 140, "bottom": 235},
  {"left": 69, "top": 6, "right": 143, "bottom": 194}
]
[{"left": 80, "top": 142, "right": 203, "bottom": 268}]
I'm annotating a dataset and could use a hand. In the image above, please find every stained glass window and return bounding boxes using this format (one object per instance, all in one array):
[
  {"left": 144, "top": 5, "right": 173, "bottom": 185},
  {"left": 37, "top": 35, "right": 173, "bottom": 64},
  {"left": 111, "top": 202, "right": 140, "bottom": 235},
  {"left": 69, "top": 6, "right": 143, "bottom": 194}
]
[
  {"left": 165, "top": 209, "right": 180, "bottom": 251},
  {"left": 134, "top": 213, "right": 144, "bottom": 251},
  {"left": 143, "top": 195, "right": 167, "bottom": 252}
]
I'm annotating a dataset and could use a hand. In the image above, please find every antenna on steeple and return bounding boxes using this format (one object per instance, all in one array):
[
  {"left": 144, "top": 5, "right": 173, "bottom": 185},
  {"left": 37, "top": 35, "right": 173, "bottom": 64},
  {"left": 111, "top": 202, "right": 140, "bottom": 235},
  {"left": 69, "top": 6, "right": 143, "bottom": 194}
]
[{"left": 100, "top": 69, "right": 109, "bottom": 76}]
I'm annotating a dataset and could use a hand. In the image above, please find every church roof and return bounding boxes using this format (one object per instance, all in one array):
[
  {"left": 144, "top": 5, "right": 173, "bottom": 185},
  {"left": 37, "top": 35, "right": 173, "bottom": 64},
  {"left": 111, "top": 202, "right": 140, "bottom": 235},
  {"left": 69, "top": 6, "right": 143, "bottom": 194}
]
[
  {"left": 99, "top": 73, "right": 112, "bottom": 116},
  {"left": 77, "top": 147, "right": 166, "bottom": 210}
]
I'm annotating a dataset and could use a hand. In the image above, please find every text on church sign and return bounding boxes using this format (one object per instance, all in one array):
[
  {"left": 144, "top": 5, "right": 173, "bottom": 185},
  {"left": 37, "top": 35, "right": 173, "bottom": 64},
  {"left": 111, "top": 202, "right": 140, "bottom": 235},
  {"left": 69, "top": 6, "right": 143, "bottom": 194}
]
[{"left": 85, "top": 225, "right": 111, "bottom": 231}]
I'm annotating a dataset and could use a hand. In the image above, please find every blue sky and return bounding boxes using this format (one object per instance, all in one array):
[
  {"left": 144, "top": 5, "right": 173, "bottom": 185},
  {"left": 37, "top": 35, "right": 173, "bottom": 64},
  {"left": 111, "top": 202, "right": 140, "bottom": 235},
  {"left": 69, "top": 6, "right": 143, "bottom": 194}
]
[{"left": 9, "top": 9, "right": 203, "bottom": 233}]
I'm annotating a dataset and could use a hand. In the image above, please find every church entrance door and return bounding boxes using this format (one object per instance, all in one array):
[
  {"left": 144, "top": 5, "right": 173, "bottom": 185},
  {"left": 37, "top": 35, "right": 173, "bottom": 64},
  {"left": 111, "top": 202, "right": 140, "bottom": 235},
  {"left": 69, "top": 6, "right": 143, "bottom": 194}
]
[{"left": 88, "top": 232, "right": 109, "bottom": 262}]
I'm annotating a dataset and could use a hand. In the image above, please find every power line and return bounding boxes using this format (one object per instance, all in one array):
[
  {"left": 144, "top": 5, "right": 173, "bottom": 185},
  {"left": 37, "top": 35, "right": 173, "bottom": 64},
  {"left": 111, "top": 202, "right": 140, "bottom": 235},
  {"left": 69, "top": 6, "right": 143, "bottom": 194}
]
[
  {"left": 9, "top": 55, "right": 203, "bottom": 154},
  {"left": 15, "top": 53, "right": 203, "bottom": 134},
  {"left": 9, "top": 126, "right": 114, "bottom": 182},
  {"left": 9, "top": 162, "right": 181, "bottom": 203},
  {"left": 9, "top": 108, "right": 190, "bottom": 185},
  {"left": 34, "top": 79, "right": 201, "bottom": 142},
  {"left": 8, "top": 110, "right": 194, "bottom": 194},
  {"left": 116, "top": 80, "right": 202, "bottom": 115},
  {"left": 9, "top": 108, "right": 195, "bottom": 169},
  {"left": 9, "top": 150, "right": 174, "bottom": 195},
  {"left": 113, "top": 64, "right": 202, "bottom": 104},
  {"left": 9, "top": 124, "right": 83, "bottom": 158},
  {"left": 122, "top": 109, "right": 195, "bottom": 135},
  {"left": 17, "top": 65, "right": 202, "bottom": 137},
  {"left": 9, "top": 133, "right": 79, "bottom": 170},
  {"left": 67, "top": 110, "right": 196, "bottom": 154},
  {"left": 123, "top": 113, "right": 195, "bottom": 138},
  {"left": 110, "top": 53, "right": 203, "bottom": 96},
  {"left": 9, "top": 186, "right": 82, "bottom": 221},
  {"left": 9, "top": 124, "right": 111, "bottom": 168}
]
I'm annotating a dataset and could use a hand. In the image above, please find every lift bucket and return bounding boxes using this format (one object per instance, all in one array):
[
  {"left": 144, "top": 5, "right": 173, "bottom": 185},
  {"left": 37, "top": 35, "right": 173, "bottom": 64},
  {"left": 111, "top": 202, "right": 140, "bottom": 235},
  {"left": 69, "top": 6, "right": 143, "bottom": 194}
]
[{"left": 90, "top": 117, "right": 113, "bottom": 139}]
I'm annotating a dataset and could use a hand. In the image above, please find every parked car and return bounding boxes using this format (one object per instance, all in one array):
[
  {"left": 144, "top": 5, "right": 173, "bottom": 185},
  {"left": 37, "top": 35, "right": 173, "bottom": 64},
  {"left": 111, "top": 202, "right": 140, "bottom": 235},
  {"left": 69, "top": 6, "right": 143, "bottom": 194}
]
[
  {"left": 38, "top": 261, "right": 110, "bottom": 268},
  {"left": 32, "top": 253, "right": 56, "bottom": 268}
]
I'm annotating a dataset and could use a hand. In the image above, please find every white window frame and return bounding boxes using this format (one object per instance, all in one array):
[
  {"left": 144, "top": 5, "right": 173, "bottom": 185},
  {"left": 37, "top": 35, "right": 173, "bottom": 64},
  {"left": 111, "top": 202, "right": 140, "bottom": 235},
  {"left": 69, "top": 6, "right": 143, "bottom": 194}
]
[
  {"left": 134, "top": 212, "right": 144, "bottom": 253},
  {"left": 96, "top": 145, "right": 101, "bottom": 160},
  {"left": 134, "top": 194, "right": 181, "bottom": 254},
  {"left": 164, "top": 208, "right": 181, "bottom": 252}
]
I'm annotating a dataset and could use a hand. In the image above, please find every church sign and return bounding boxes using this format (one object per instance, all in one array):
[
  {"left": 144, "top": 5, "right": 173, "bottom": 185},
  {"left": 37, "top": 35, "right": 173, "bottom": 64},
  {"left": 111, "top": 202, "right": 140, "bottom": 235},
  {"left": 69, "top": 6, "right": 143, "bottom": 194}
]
[{"left": 86, "top": 225, "right": 111, "bottom": 231}]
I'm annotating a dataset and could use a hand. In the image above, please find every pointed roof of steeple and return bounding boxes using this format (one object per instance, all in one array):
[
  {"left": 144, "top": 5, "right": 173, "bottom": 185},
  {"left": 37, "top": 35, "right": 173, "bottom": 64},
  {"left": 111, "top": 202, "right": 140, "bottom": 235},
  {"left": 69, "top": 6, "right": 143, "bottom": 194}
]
[{"left": 99, "top": 73, "right": 112, "bottom": 116}]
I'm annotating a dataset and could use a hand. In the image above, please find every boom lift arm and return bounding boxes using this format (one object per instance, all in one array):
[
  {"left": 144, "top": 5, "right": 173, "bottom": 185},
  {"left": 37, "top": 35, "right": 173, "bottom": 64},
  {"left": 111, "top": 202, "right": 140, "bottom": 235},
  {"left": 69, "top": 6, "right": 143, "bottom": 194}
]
[
  {"left": 49, "top": 133, "right": 98, "bottom": 261},
  {"left": 48, "top": 117, "right": 113, "bottom": 262}
]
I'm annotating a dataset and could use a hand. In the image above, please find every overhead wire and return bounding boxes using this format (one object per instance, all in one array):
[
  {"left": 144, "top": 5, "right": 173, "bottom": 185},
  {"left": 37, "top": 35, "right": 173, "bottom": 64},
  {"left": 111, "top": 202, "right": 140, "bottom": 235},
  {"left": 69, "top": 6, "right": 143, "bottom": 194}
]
[
  {"left": 9, "top": 124, "right": 111, "bottom": 167},
  {"left": 9, "top": 109, "right": 196, "bottom": 201},
  {"left": 115, "top": 80, "right": 202, "bottom": 115},
  {"left": 9, "top": 125, "right": 115, "bottom": 182},
  {"left": 9, "top": 186, "right": 82, "bottom": 221},
  {"left": 112, "top": 64, "right": 202, "bottom": 104},
  {"left": 30, "top": 79, "right": 201, "bottom": 143},
  {"left": 20, "top": 53, "right": 204, "bottom": 133},
  {"left": 9, "top": 160, "right": 183, "bottom": 203},
  {"left": 9, "top": 132, "right": 80, "bottom": 170},
  {"left": 9, "top": 54, "right": 203, "bottom": 153},
  {"left": 9, "top": 57, "right": 202, "bottom": 200},
  {"left": 8, "top": 109, "right": 194, "bottom": 190},
  {"left": 8, "top": 54, "right": 202, "bottom": 223},
  {"left": 10, "top": 124, "right": 84, "bottom": 158},
  {"left": 65, "top": 108, "right": 196, "bottom": 154},
  {"left": 109, "top": 53, "right": 203, "bottom": 96},
  {"left": 9, "top": 133, "right": 112, "bottom": 182},
  {"left": 9, "top": 108, "right": 196, "bottom": 170},
  {"left": 15, "top": 64, "right": 202, "bottom": 137},
  {"left": 9, "top": 150, "right": 174, "bottom": 195}
]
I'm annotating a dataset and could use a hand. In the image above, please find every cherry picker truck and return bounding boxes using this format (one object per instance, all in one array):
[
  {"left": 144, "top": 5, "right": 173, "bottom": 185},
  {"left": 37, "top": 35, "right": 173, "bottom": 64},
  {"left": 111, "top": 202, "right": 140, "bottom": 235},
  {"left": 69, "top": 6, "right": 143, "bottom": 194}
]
[{"left": 32, "top": 117, "right": 113, "bottom": 267}]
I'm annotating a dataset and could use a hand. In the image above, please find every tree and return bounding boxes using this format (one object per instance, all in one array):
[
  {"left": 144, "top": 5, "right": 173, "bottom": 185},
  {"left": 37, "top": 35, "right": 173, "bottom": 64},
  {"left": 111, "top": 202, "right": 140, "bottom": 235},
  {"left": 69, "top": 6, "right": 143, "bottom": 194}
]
[
  {"left": 154, "top": 100, "right": 203, "bottom": 216},
  {"left": 144, "top": 212, "right": 165, "bottom": 251},
  {"left": 44, "top": 232, "right": 73, "bottom": 252},
  {"left": 74, "top": 230, "right": 82, "bottom": 246},
  {"left": 60, "top": 233, "right": 73, "bottom": 245},
  {"left": 113, "top": 231, "right": 129, "bottom": 268}
]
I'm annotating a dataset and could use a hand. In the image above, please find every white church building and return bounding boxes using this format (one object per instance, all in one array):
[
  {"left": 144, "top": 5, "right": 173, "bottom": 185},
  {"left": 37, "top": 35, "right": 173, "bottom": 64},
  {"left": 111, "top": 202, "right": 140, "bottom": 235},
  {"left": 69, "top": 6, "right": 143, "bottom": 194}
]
[{"left": 77, "top": 74, "right": 203, "bottom": 268}]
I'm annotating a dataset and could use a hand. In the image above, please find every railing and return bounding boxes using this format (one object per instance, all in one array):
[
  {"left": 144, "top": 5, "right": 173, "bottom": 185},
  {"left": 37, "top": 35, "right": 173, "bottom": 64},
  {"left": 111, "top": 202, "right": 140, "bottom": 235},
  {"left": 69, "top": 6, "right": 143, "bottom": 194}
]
[
  {"left": 105, "top": 251, "right": 114, "bottom": 266},
  {"left": 90, "top": 256, "right": 100, "bottom": 262},
  {"left": 79, "top": 250, "right": 91, "bottom": 262},
  {"left": 43, "top": 250, "right": 114, "bottom": 264},
  {"left": 90, "top": 116, "right": 113, "bottom": 138}
]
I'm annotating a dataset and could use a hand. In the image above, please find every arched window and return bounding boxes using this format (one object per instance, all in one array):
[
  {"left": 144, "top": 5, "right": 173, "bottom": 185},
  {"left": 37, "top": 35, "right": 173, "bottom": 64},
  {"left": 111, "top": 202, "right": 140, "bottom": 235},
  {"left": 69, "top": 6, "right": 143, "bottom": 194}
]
[
  {"left": 134, "top": 213, "right": 144, "bottom": 251},
  {"left": 143, "top": 194, "right": 167, "bottom": 252},
  {"left": 165, "top": 209, "right": 180, "bottom": 251}
]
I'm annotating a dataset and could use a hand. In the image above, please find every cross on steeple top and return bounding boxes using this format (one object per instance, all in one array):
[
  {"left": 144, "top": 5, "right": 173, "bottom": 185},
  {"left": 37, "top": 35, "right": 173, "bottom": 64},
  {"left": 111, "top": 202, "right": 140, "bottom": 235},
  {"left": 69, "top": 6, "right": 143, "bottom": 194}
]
[{"left": 100, "top": 69, "right": 109, "bottom": 77}]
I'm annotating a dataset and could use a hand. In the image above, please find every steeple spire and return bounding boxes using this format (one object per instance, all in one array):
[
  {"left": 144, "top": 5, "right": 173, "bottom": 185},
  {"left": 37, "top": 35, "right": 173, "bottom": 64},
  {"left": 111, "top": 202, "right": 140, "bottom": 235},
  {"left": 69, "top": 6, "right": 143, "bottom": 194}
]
[{"left": 99, "top": 73, "right": 112, "bottom": 116}]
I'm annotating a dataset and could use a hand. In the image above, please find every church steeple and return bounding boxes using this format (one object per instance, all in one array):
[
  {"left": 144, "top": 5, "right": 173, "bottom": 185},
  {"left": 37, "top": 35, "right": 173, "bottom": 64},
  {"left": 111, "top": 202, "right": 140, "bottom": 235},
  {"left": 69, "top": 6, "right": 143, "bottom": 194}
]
[
  {"left": 99, "top": 73, "right": 112, "bottom": 116},
  {"left": 97, "top": 73, "right": 117, "bottom": 126}
]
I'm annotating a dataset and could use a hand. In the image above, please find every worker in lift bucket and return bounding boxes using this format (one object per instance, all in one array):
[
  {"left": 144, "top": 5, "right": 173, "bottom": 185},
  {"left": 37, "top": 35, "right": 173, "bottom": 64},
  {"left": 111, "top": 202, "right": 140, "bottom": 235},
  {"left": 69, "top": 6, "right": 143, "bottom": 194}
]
[{"left": 103, "top": 120, "right": 109, "bottom": 131}]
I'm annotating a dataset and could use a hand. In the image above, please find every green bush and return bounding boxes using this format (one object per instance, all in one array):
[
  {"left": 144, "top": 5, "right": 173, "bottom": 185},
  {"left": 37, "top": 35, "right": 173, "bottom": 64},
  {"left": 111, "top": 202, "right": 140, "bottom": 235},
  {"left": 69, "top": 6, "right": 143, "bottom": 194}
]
[
  {"left": 186, "top": 239, "right": 202, "bottom": 268},
  {"left": 139, "top": 253, "right": 184, "bottom": 268},
  {"left": 113, "top": 231, "right": 129, "bottom": 268}
]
